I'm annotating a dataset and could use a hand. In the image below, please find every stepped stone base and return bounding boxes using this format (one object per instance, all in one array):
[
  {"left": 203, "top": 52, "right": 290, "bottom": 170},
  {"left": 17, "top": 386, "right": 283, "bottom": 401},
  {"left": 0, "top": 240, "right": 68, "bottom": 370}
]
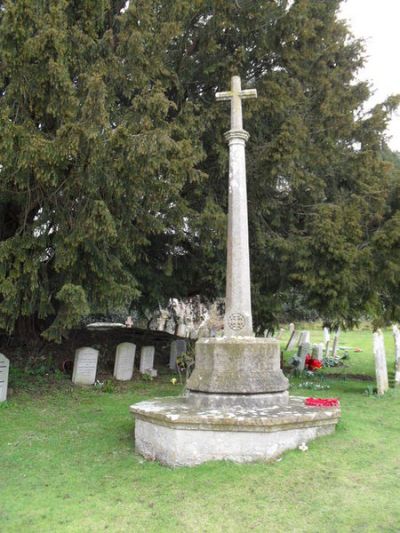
[{"left": 130, "top": 396, "right": 340, "bottom": 467}]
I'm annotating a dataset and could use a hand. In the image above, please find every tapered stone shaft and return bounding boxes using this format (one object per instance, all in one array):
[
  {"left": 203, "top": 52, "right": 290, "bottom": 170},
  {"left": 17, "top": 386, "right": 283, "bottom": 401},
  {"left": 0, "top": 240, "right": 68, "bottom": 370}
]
[{"left": 216, "top": 76, "right": 257, "bottom": 337}]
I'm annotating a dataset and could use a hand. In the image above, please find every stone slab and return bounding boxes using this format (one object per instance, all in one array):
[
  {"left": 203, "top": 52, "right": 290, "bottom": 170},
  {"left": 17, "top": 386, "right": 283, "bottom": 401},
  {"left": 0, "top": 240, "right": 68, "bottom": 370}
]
[
  {"left": 130, "top": 396, "right": 340, "bottom": 467},
  {"left": 0, "top": 353, "right": 10, "bottom": 402},
  {"left": 114, "top": 342, "right": 136, "bottom": 381},
  {"left": 187, "top": 390, "right": 289, "bottom": 409}
]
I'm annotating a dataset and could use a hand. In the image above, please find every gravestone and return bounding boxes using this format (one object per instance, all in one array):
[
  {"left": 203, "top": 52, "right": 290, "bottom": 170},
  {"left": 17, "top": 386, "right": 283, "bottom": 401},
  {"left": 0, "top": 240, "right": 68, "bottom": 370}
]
[
  {"left": 114, "top": 342, "right": 136, "bottom": 381},
  {"left": 323, "top": 327, "right": 330, "bottom": 356},
  {"left": 140, "top": 346, "right": 157, "bottom": 376},
  {"left": 373, "top": 330, "right": 389, "bottom": 395},
  {"left": 312, "top": 343, "right": 324, "bottom": 362},
  {"left": 286, "top": 330, "right": 299, "bottom": 350},
  {"left": 296, "top": 342, "right": 311, "bottom": 372},
  {"left": 317, "top": 343, "right": 324, "bottom": 361},
  {"left": 0, "top": 353, "right": 10, "bottom": 402},
  {"left": 331, "top": 329, "right": 340, "bottom": 358},
  {"left": 72, "top": 347, "right": 99, "bottom": 385},
  {"left": 298, "top": 330, "right": 310, "bottom": 346},
  {"left": 169, "top": 340, "right": 187, "bottom": 371},
  {"left": 289, "top": 323, "right": 295, "bottom": 334},
  {"left": 286, "top": 330, "right": 296, "bottom": 350},
  {"left": 393, "top": 325, "right": 400, "bottom": 386}
]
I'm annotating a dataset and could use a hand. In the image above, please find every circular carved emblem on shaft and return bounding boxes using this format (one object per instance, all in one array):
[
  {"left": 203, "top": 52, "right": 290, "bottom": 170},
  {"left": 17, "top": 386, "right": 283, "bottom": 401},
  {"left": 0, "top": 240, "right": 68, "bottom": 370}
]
[{"left": 228, "top": 313, "right": 246, "bottom": 331}]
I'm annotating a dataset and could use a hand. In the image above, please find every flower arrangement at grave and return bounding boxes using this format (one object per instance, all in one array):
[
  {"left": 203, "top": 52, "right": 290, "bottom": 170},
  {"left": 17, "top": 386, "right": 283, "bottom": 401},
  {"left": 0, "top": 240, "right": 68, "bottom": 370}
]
[{"left": 305, "top": 354, "right": 322, "bottom": 371}]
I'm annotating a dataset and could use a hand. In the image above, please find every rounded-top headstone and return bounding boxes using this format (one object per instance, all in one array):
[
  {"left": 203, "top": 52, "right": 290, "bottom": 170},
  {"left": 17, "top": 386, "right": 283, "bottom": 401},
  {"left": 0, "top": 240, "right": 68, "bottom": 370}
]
[
  {"left": 72, "top": 347, "right": 99, "bottom": 385},
  {"left": 114, "top": 342, "right": 136, "bottom": 381}
]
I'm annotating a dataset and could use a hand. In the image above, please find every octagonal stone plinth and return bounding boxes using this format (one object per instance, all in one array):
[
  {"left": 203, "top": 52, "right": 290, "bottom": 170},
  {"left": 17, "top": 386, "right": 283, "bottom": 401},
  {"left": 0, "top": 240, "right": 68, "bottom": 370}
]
[
  {"left": 130, "top": 396, "right": 341, "bottom": 467},
  {"left": 186, "top": 337, "right": 288, "bottom": 395}
]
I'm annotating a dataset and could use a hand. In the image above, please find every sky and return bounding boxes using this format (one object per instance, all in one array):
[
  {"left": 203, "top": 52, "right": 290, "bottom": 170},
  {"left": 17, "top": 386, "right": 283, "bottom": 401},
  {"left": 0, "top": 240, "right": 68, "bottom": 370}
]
[{"left": 339, "top": 0, "right": 400, "bottom": 151}]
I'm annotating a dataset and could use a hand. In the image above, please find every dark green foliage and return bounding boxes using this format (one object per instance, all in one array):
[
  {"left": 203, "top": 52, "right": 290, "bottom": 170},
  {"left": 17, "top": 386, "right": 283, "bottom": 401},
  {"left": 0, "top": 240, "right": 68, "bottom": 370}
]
[{"left": 0, "top": 0, "right": 399, "bottom": 340}]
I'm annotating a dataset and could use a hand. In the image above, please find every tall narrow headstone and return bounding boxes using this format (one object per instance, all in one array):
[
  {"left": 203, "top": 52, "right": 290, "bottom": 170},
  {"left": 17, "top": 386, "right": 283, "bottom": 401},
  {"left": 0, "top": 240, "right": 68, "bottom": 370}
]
[
  {"left": 373, "top": 330, "right": 389, "bottom": 395},
  {"left": 0, "top": 353, "right": 10, "bottom": 402},
  {"left": 392, "top": 325, "right": 400, "bottom": 386},
  {"left": 140, "top": 346, "right": 156, "bottom": 376},
  {"left": 316, "top": 343, "right": 324, "bottom": 361},
  {"left": 331, "top": 328, "right": 340, "bottom": 358},
  {"left": 114, "top": 342, "right": 136, "bottom": 381},
  {"left": 289, "top": 323, "right": 295, "bottom": 334},
  {"left": 323, "top": 327, "right": 330, "bottom": 356},
  {"left": 169, "top": 340, "right": 187, "bottom": 371},
  {"left": 72, "top": 347, "right": 99, "bottom": 385}
]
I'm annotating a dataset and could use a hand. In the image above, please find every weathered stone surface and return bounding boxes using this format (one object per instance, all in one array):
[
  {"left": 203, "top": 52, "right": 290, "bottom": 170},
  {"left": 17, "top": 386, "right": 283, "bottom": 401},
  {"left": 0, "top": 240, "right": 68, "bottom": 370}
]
[
  {"left": 286, "top": 330, "right": 299, "bottom": 350},
  {"left": 186, "top": 337, "right": 288, "bottom": 394},
  {"left": 216, "top": 76, "right": 257, "bottom": 337},
  {"left": 114, "top": 342, "right": 136, "bottom": 381},
  {"left": 130, "top": 396, "right": 340, "bottom": 467},
  {"left": 187, "top": 391, "right": 289, "bottom": 409},
  {"left": 72, "top": 347, "right": 99, "bottom": 385},
  {"left": 0, "top": 353, "right": 9, "bottom": 402},
  {"left": 169, "top": 340, "right": 187, "bottom": 371},
  {"left": 296, "top": 342, "right": 311, "bottom": 372},
  {"left": 393, "top": 325, "right": 400, "bottom": 386},
  {"left": 331, "top": 329, "right": 340, "bottom": 358},
  {"left": 139, "top": 346, "right": 155, "bottom": 374},
  {"left": 299, "top": 331, "right": 311, "bottom": 345},
  {"left": 373, "top": 331, "right": 389, "bottom": 395}
]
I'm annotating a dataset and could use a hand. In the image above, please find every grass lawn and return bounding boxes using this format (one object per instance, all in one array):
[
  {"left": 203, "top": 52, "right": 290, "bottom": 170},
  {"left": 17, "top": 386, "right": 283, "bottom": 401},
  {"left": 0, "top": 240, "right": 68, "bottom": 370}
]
[{"left": 1, "top": 328, "right": 400, "bottom": 532}]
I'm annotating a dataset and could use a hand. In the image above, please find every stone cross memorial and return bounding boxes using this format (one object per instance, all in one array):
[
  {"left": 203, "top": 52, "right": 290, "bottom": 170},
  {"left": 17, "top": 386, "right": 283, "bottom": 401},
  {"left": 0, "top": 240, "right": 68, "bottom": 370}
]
[
  {"left": 215, "top": 76, "right": 257, "bottom": 337},
  {"left": 72, "top": 347, "right": 99, "bottom": 386},
  {"left": 114, "top": 342, "right": 136, "bottom": 381},
  {"left": 130, "top": 75, "right": 341, "bottom": 467},
  {"left": 0, "top": 353, "right": 9, "bottom": 403}
]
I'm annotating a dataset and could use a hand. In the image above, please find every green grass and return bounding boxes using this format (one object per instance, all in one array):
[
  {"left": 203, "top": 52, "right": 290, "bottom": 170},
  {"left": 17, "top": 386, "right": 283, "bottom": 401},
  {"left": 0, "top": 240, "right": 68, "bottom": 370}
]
[{"left": 1, "top": 329, "right": 400, "bottom": 532}]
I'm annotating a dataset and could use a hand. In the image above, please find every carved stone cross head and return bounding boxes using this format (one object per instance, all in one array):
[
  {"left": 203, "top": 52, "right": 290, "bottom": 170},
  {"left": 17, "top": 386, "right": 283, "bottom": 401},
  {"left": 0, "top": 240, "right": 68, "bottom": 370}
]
[{"left": 216, "top": 76, "right": 257, "bottom": 131}]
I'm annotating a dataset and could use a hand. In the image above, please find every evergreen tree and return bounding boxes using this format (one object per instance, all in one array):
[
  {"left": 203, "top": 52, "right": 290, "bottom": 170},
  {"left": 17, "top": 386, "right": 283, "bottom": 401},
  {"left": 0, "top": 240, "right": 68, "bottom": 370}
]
[
  {"left": 0, "top": 0, "right": 203, "bottom": 339},
  {"left": 162, "top": 0, "right": 400, "bottom": 329},
  {"left": 1, "top": 0, "right": 399, "bottom": 340}
]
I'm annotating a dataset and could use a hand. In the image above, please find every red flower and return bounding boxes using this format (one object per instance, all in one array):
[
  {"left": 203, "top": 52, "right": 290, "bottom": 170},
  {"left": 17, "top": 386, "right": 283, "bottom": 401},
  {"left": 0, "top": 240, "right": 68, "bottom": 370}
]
[
  {"left": 305, "top": 398, "right": 340, "bottom": 407},
  {"left": 304, "top": 354, "right": 322, "bottom": 371}
]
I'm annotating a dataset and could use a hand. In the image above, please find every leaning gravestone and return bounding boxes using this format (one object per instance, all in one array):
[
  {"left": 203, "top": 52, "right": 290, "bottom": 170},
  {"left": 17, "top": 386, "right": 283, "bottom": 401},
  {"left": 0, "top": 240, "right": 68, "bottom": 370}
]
[
  {"left": 72, "top": 347, "right": 99, "bottom": 385},
  {"left": 169, "top": 340, "right": 187, "bottom": 371},
  {"left": 140, "top": 346, "right": 157, "bottom": 376},
  {"left": 285, "top": 329, "right": 296, "bottom": 350},
  {"left": 114, "top": 342, "right": 136, "bottom": 381},
  {"left": 373, "top": 331, "right": 389, "bottom": 395},
  {"left": 393, "top": 325, "right": 400, "bottom": 386},
  {"left": 0, "top": 353, "right": 10, "bottom": 402}
]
